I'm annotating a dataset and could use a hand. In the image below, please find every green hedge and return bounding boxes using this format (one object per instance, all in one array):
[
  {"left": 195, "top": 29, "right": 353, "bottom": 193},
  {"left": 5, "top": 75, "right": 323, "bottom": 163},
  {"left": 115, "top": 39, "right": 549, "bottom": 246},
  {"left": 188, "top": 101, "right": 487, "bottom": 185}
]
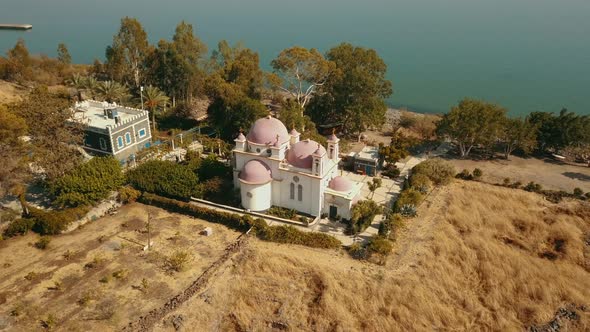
[
  {"left": 3, "top": 205, "right": 90, "bottom": 237},
  {"left": 127, "top": 160, "right": 201, "bottom": 200},
  {"left": 253, "top": 223, "right": 341, "bottom": 249},
  {"left": 394, "top": 188, "right": 423, "bottom": 212},
  {"left": 50, "top": 156, "right": 124, "bottom": 207},
  {"left": 139, "top": 193, "right": 341, "bottom": 249},
  {"left": 138, "top": 193, "right": 249, "bottom": 232}
]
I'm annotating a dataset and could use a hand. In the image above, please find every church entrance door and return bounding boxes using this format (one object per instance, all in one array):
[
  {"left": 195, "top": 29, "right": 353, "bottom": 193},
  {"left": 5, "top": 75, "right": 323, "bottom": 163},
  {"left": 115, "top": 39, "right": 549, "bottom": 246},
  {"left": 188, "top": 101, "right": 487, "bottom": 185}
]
[{"left": 329, "top": 205, "right": 338, "bottom": 219}]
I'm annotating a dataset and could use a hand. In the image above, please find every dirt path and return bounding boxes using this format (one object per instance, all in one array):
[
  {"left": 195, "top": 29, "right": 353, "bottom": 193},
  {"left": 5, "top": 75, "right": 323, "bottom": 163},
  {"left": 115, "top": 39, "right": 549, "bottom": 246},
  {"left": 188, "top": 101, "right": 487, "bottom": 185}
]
[
  {"left": 122, "top": 233, "right": 250, "bottom": 331},
  {"left": 388, "top": 186, "right": 449, "bottom": 275}
]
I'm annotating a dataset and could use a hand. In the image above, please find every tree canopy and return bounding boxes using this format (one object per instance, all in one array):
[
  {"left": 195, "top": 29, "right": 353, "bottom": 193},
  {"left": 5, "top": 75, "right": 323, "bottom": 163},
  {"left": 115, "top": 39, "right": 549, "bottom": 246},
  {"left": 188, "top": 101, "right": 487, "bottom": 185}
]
[
  {"left": 436, "top": 98, "right": 506, "bottom": 157},
  {"left": 205, "top": 41, "right": 267, "bottom": 139},
  {"left": 270, "top": 46, "right": 334, "bottom": 109},
  {"left": 105, "top": 17, "right": 151, "bottom": 87},
  {"left": 9, "top": 87, "right": 86, "bottom": 180},
  {"left": 308, "top": 43, "right": 392, "bottom": 138}
]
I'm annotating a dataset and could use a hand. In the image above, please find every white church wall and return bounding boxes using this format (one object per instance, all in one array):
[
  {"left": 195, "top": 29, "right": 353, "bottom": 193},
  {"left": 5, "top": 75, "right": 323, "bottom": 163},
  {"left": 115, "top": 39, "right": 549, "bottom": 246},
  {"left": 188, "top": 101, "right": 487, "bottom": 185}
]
[{"left": 240, "top": 182, "right": 271, "bottom": 212}]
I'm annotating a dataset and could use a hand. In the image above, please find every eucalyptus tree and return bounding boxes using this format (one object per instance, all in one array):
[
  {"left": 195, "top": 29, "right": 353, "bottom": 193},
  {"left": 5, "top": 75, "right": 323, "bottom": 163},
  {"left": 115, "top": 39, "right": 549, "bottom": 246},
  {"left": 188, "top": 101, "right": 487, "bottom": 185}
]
[
  {"left": 307, "top": 43, "right": 392, "bottom": 138},
  {"left": 105, "top": 17, "right": 150, "bottom": 87},
  {"left": 270, "top": 46, "right": 334, "bottom": 111}
]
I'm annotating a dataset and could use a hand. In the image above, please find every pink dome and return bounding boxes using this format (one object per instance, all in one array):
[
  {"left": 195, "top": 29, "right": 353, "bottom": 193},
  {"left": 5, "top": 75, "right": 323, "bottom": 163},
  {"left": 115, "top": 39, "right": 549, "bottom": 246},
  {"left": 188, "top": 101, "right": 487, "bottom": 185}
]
[
  {"left": 290, "top": 128, "right": 300, "bottom": 136},
  {"left": 329, "top": 176, "right": 353, "bottom": 192},
  {"left": 286, "top": 139, "right": 326, "bottom": 168},
  {"left": 239, "top": 160, "right": 272, "bottom": 184},
  {"left": 327, "top": 133, "right": 338, "bottom": 142},
  {"left": 246, "top": 116, "right": 289, "bottom": 145},
  {"left": 235, "top": 132, "right": 246, "bottom": 141}
]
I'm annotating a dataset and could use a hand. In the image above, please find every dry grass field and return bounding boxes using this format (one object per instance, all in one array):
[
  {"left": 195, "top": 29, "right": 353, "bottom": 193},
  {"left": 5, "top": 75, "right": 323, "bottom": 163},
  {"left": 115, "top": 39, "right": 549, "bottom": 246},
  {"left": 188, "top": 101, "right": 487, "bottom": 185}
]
[
  {"left": 154, "top": 181, "right": 590, "bottom": 332},
  {"left": 1, "top": 181, "right": 589, "bottom": 331},
  {"left": 0, "top": 204, "right": 241, "bottom": 331}
]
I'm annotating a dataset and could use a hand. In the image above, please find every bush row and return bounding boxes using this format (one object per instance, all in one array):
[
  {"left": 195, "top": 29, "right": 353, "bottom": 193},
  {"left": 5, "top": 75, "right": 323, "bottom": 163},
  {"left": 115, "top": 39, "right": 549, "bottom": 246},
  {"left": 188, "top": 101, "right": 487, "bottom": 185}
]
[
  {"left": 138, "top": 193, "right": 250, "bottom": 232},
  {"left": 498, "top": 179, "right": 590, "bottom": 203},
  {"left": 138, "top": 193, "right": 342, "bottom": 249},
  {"left": 4, "top": 205, "right": 90, "bottom": 237}
]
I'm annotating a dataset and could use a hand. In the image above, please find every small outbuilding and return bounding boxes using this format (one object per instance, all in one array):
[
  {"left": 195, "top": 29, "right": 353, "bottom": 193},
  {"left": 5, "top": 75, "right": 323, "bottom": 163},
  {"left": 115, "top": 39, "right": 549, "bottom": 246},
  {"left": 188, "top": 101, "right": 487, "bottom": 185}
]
[{"left": 353, "top": 146, "right": 379, "bottom": 176}]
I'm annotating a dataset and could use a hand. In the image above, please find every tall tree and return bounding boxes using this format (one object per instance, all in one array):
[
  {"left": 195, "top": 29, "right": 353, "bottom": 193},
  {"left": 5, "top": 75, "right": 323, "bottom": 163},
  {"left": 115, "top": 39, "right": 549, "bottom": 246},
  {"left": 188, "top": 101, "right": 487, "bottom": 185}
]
[
  {"left": 105, "top": 17, "right": 150, "bottom": 87},
  {"left": 270, "top": 46, "right": 334, "bottom": 110},
  {"left": 498, "top": 117, "right": 538, "bottom": 159},
  {"left": 206, "top": 41, "right": 266, "bottom": 139},
  {"left": 57, "top": 43, "right": 72, "bottom": 65},
  {"left": 171, "top": 21, "right": 207, "bottom": 102},
  {"left": 142, "top": 85, "right": 170, "bottom": 133},
  {"left": 436, "top": 98, "right": 506, "bottom": 158},
  {"left": 9, "top": 87, "right": 86, "bottom": 181},
  {"left": 307, "top": 43, "right": 392, "bottom": 138},
  {"left": 4, "top": 38, "right": 31, "bottom": 82}
]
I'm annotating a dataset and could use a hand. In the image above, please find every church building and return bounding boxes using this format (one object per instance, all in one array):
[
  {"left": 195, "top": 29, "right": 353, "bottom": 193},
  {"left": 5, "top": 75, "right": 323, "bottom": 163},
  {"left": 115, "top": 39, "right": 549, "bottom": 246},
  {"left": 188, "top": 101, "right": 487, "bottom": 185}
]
[{"left": 232, "top": 115, "right": 363, "bottom": 220}]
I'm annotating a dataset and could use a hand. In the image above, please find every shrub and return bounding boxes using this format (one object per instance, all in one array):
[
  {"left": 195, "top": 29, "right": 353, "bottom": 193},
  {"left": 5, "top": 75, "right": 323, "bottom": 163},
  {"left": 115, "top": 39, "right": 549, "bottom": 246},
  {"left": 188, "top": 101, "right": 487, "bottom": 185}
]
[
  {"left": 50, "top": 156, "right": 124, "bottom": 207},
  {"left": 511, "top": 181, "right": 522, "bottom": 189},
  {"left": 367, "top": 236, "right": 393, "bottom": 256},
  {"left": 573, "top": 187, "right": 584, "bottom": 197},
  {"left": 382, "top": 164, "right": 401, "bottom": 178},
  {"left": 524, "top": 182, "right": 543, "bottom": 193},
  {"left": 399, "top": 204, "right": 417, "bottom": 217},
  {"left": 394, "top": 188, "right": 423, "bottom": 212},
  {"left": 379, "top": 212, "right": 404, "bottom": 240},
  {"left": 348, "top": 242, "right": 368, "bottom": 259},
  {"left": 349, "top": 200, "right": 381, "bottom": 234},
  {"left": 472, "top": 168, "right": 483, "bottom": 179},
  {"left": 3, "top": 218, "right": 35, "bottom": 237},
  {"left": 34, "top": 236, "right": 51, "bottom": 249},
  {"left": 139, "top": 193, "right": 341, "bottom": 249},
  {"left": 165, "top": 250, "right": 192, "bottom": 273},
  {"left": 197, "top": 155, "right": 231, "bottom": 181},
  {"left": 412, "top": 158, "right": 455, "bottom": 185},
  {"left": 118, "top": 186, "right": 141, "bottom": 204},
  {"left": 456, "top": 169, "right": 472, "bottom": 180},
  {"left": 255, "top": 224, "right": 341, "bottom": 249},
  {"left": 267, "top": 206, "right": 297, "bottom": 220},
  {"left": 139, "top": 193, "right": 250, "bottom": 232},
  {"left": 29, "top": 205, "right": 90, "bottom": 235},
  {"left": 503, "top": 178, "right": 511, "bottom": 186},
  {"left": 586, "top": 192, "right": 590, "bottom": 199},
  {"left": 410, "top": 173, "right": 432, "bottom": 193},
  {"left": 127, "top": 160, "right": 202, "bottom": 200}
]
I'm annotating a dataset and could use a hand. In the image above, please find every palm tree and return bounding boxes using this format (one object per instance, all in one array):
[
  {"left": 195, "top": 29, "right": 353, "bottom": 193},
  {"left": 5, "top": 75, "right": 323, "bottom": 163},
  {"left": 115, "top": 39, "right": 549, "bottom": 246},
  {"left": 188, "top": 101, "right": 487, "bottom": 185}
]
[
  {"left": 143, "top": 85, "right": 170, "bottom": 134},
  {"left": 95, "top": 81, "right": 130, "bottom": 103},
  {"left": 67, "top": 73, "right": 86, "bottom": 101},
  {"left": 83, "top": 76, "right": 98, "bottom": 100}
]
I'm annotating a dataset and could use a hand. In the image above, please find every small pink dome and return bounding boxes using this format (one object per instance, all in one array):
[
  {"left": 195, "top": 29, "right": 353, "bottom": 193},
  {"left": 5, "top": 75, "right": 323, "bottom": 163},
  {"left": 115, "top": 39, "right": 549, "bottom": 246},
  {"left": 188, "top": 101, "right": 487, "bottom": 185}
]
[
  {"left": 235, "top": 132, "right": 246, "bottom": 141},
  {"left": 247, "top": 116, "right": 289, "bottom": 145},
  {"left": 327, "top": 133, "right": 338, "bottom": 142},
  {"left": 239, "top": 160, "right": 272, "bottom": 184},
  {"left": 329, "top": 176, "right": 353, "bottom": 192},
  {"left": 286, "top": 139, "right": 326, "bottom": 168},
  {"left": 290, "top": 128, "right": 300, "bottom": 136}
]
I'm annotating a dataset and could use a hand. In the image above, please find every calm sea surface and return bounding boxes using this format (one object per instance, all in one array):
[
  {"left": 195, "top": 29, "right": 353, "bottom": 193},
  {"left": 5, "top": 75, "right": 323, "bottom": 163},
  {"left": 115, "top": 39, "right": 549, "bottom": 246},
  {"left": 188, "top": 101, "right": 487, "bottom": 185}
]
[{"left": 1, "top": 0, "right": 589, "bottom": 115}]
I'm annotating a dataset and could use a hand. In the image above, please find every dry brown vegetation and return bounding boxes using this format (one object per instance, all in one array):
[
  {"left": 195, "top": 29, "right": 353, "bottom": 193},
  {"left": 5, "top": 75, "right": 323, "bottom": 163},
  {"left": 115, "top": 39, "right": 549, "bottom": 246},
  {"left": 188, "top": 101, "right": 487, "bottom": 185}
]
[
  {"left": 153, "top": 181, "right": 590, "bottom": 331},
  {"left": 1, "top": 182, "right": 589, "bottom": 331},
  {"left": 0, "top": 204, "right": 241, "bottom": 331}
]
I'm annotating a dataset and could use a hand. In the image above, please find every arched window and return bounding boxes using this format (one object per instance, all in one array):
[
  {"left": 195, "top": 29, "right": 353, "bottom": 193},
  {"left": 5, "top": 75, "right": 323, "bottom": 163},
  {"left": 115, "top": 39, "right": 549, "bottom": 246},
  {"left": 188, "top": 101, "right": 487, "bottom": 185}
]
[
  {"left": 297, "top": 184, "right": 303, "bottom": 201},
  {"left": 290, "top": 183, "right": 295, "bottom": 200}
]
